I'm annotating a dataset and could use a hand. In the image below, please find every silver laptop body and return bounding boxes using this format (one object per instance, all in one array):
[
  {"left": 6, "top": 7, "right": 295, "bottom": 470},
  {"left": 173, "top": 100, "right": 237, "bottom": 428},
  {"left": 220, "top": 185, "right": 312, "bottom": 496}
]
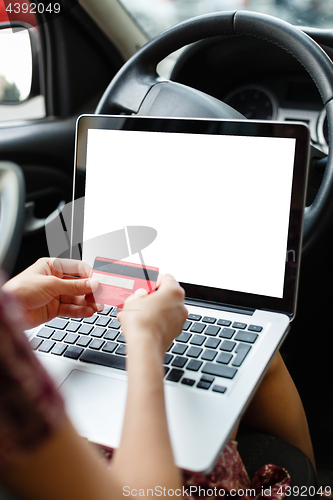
[{"left": 29, "top": 115, "right": 309, "bottom": 473}]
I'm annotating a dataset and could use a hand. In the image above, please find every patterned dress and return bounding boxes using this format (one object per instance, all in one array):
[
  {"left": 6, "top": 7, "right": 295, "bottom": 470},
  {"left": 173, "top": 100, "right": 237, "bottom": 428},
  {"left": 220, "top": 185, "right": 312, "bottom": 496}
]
[{"left": 0, "top": 282, "right": 290, "bottom": 497}]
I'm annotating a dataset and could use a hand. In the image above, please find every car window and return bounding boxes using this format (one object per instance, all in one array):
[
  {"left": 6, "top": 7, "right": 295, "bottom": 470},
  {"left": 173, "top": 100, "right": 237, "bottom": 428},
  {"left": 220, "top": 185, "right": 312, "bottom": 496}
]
[
  {"left": 120, "top": 0, "right": 333, "bottom": 39},
  {"left": 0, "top": 28, "right": 32, "bottom": 102},
  {"left": 0, "top": 0, "right": 45, "bottom": 122}
]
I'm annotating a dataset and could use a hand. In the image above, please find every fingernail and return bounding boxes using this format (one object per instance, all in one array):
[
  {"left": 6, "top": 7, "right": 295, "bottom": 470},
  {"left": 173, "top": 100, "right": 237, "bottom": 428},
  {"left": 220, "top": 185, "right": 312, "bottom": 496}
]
[
  {"left": 96, "top": 303, "right": 104, "bottom": 312},
  {"left": 86, "top": 278, "right": 99, "bottom": 291}
]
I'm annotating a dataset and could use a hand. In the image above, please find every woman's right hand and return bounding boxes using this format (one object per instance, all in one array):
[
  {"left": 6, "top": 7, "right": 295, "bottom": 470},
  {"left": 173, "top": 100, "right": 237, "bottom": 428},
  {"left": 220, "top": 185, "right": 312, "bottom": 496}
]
[{"left": 118, "top": 274, "right": 188, "bottom": 357}]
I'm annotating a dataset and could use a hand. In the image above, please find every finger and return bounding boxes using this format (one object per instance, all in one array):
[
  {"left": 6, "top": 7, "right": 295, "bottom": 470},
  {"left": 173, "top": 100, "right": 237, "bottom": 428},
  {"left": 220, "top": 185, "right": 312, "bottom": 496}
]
[
  {"left": 127, "top": 288, "right": 148, "bottom": 300},
  {"left": 51, "top": 276, "right": 99, "bottom": 297},
  {"left": 156, "top": 272, "right": 164, "bottom": 289},
  {"left": 157, "top": 274, "right": 185, "bottom": 300},
  {"left": 157, "top": 273, "right": 177, "bottom": 290},
  {"left": 117, "top": 288, "right": 148, "bottom": 319},
  {"left": 52, "top": 259, "right": 92, "bottom": 279},
  {"left": 120, "top": 288, "right": 148, "bottom": 307}
]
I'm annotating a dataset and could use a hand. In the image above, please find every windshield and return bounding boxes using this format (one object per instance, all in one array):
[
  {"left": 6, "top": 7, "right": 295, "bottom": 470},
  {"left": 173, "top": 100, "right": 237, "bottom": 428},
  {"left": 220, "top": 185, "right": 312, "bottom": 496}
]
[{"left": 120, "top": 0, "right": 333, "bottom": 38}]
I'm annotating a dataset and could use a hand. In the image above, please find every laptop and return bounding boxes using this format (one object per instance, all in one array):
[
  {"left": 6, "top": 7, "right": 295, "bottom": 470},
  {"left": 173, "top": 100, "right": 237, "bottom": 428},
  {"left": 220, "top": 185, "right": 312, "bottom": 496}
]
[{"left": 29, "top": 115, "right": 309, "bottom": 473}]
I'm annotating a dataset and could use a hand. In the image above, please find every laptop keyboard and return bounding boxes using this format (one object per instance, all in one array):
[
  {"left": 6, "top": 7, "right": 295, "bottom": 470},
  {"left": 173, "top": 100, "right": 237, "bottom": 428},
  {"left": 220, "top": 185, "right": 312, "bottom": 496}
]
[{"left": 30, "top": 306, "right": 263, "bottom": 395}]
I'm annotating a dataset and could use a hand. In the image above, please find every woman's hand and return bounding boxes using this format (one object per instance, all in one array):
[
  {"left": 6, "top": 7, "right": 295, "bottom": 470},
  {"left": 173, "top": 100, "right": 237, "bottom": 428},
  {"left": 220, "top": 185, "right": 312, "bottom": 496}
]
[
  {"left": 114, "top": 274, "right": 186, "bottom": 492},
  {"left": 2, "top": 258, "right": 103, "bottom": 328},
  {"left": 118, "top": 274, "right": 188, "bottom": 357}
]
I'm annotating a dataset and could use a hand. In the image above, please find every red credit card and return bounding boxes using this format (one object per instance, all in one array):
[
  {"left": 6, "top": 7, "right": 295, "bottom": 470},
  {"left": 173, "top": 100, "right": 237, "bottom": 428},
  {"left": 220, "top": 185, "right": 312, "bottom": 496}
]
[{"left": 85, "top": 257, "right": 159, "bottom": 307}]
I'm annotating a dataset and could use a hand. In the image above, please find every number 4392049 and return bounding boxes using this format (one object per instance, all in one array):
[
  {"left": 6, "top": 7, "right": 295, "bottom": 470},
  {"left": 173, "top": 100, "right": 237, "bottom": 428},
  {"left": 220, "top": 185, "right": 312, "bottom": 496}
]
[{"left": 6, "top": 3, "right": 61, "bottom": 14}]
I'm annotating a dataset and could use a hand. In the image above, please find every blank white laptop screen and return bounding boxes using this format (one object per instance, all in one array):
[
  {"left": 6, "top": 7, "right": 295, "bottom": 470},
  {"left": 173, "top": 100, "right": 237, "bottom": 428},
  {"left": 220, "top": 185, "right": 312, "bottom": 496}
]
[{"left": 83, "top": 128, "right": 296, "bottom": 299}]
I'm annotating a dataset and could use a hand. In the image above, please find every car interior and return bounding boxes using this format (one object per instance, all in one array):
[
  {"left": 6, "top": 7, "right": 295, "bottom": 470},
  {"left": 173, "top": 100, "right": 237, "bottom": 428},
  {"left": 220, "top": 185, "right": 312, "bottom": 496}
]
[{"left": 0, "top": 0, "right": 332, "bottom": 492}]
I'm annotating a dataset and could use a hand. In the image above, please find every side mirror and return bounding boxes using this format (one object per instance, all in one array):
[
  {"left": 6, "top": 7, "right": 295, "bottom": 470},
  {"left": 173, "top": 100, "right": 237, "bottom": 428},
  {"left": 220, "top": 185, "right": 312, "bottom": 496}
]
[{"left": 0, "top": 23, "right": 40, "bottom": 104}]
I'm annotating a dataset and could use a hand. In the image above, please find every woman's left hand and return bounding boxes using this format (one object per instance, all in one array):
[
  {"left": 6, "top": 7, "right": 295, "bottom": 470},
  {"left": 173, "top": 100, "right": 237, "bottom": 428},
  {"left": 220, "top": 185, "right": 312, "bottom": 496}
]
[{"left": 2, "top": 258, "right": 103, "bottom": 328}]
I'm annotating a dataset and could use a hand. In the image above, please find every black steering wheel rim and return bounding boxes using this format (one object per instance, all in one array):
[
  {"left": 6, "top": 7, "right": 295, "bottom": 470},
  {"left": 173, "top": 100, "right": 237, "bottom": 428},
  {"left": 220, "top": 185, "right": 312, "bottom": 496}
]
[{"left": 96, "top": 10, "right": 333, "bottom": 254}]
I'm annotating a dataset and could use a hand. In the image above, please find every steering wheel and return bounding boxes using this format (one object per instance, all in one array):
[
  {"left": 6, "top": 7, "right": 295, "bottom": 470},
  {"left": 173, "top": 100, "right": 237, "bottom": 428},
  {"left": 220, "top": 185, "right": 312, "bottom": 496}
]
[
  {"left": 96, "top": 11, "right": 333, "bottom": 254},
  {"left": 0, "top": 162, "right": 25, "bottom": 276}
]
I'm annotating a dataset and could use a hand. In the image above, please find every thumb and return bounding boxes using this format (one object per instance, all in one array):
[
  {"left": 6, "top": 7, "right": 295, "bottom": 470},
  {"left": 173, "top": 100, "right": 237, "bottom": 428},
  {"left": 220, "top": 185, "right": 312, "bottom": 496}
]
[{"left": 52, "top": 277, "right": 99, "bottom": 297}]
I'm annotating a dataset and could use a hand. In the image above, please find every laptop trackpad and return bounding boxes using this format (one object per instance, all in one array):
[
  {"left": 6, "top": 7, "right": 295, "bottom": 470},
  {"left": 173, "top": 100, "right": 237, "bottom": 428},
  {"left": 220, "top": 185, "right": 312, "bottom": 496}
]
[{"left": 60, "top": 369, "right": 127, "bottom": 448}]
